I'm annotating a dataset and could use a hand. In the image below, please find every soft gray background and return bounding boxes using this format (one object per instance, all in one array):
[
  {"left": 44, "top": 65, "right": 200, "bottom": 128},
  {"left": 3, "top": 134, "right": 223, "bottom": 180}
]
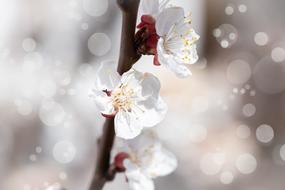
[{"left": 1, "top": 0, "right": 285, "bottom": 189}]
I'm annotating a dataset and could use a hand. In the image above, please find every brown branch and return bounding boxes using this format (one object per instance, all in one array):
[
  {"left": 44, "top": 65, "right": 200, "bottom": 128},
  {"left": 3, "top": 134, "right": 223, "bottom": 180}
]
[
  {"left": 88, "top": 0, "right": 141, "bottom": 190},
  {"left": 117, "top": 0, "right": 141, "bottom": 75}
]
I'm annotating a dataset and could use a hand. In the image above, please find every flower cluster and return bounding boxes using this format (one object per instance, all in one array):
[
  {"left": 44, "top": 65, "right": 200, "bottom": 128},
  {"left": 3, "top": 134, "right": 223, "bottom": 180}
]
[
  {"left": 91, "top": 0, "right": 199, "bottom": 189},
  {"left": 136, "top": 0, "right": 200, "bottom": 78},
  {"left": 113, "top": 131, "right": 177, "bottom": 190}
]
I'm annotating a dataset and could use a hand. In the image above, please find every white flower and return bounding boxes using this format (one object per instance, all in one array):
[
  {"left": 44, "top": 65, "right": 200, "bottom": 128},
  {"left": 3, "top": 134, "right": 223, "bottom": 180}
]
[
  {"left": 138, "top": 0, "right": 170, "bottom": 19},
  {"left": 156, "top": 7, "right": 200, "bottom": 78},
  {"left": 90, "top": 61, "right": 167, "bottom": 139},
  {"left": 120, "top": 131, "right": 177, "bottom": 190}
]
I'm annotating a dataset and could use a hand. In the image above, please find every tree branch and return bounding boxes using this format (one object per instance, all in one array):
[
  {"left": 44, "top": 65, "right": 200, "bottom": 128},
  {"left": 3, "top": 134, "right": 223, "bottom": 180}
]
[
  {"left": 117, "top": 0, "right": 141, "bottom": 75},
  {"left": 88, "top": 0, "right": 141, "bottom": 189}
]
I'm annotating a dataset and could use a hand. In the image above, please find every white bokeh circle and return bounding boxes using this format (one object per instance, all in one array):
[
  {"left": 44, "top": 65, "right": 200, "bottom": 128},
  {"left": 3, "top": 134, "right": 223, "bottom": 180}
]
[
  {"left": 253, "top": 56, "right": 285, "bottom": 94},
  {"left": 39, "top": 80, "right": 57, "bottom": 98},
  {"left": 256, "top": 124, "right": 274, "bottom": 143},
  {"left": 83, "top": 0, "right": 108, "bottom": 17},
  {"left": 279, "top": 145, "right": 285, "bottom": 161},
  {"left": 227, "top": 59, "right": 251, "bottom": 84},
  {"left": 213, "top": 24, "right": 238, "bottom": 48},
  {"left": 22, "top": 38, "right": 37, "bottom": 52},
  {"left": 39, "top": 100, "right": 65, "bottom": 126},
  {"left": 53, "top": 140, "right": 76, "bottom": 164},
  {"left": 188, "top": 125, "right": 207, "bottom": 143},
  {"left": 242, "top": 103, "right": 256, "bottom": 117},
  {"left": 254, "top": 32, "right": 269, "bottom": 46},
  {"left": 220, "top": 171, "right": 234, "bottom": 184},
  {"left": 236, "top": 124, "right": 251, "bottom": 139},
  {"left": 271, "top": 47, "right": 285, "bottom": 63},
  {"left": 88, "top": 33, "right": 111, "bottom": 56},
  {"left": 200, "top": 153, "right": 224, "bottom": 175},
  {"left": 235, "top": 153, "right": 257, "bottom": 174}
]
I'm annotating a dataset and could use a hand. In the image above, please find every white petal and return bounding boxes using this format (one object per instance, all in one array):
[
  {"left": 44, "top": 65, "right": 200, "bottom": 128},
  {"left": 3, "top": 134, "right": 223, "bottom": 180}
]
[
  {"left": 124, "top": 158, "right": 139, "bottom": 171},
  {"left": 169, "top": 63, "right": 192, "bottom": 78},
  {"left": 155, "top": 7, "right": 184, "bottom": 36},
  {"left": 138, "top": 97, "right": 168, "bottom": 127},
  {"left": 158, "top": 0, "right": 170, "bottom": 12},
  {"left": 138, "top": 0, "right": 159, "bottom": 17},
  {"left": 95, "top": 60, "right": 120, "bottom": 91},
  {"left": 118, "top": 69, "right": 166, "bottom": 128},
  {"left": 140, "top": 72, "right": 161, "bottom": 102},
  {"left": 144, "top": 146, "right": 177, "bottom": 178},
  {"left": 114, "top": 110, "right": 143, "bottom": 139},
  {"left": 174, "top": 44, "right": 199, "bottom": 65},
  {"left": 157, "top": 39, "right": 192, "bottom": 78},
  {"left": 124, "top": 132, "right": 177, "bottom": 178},
  {"left": 120, "top": 69, "right": 159, "bottom": 99},
  {"left": 127, "top": 130, "right": 158, "bottom": 153},
  {"left": 124, "top": 160, "right": 155, "bottom": 190},
  {"left": 120, "top": 69, "right": 143, "bottom": 91},
  {"left": 90, "top": 89, "right": 114, "bottom": 115},
  {"left": 128, "top": 174, "right": 154, "bottom": 190}
]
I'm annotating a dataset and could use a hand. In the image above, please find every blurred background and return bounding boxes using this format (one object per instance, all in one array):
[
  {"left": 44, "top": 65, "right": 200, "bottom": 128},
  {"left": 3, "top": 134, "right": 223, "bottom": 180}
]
[{"left": 1, "top": 0, "right": 285, "bottom": 189}]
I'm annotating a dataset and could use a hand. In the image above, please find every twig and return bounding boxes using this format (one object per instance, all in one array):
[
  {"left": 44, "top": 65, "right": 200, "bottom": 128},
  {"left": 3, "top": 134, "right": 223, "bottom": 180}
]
[{"left": 88, "top": 0, "right": 141, "bottom": 189}]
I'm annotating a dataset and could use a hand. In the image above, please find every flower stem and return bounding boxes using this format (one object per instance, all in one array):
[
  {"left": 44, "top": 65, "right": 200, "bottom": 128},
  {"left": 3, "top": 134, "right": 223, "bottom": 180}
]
[{"left": 88, "top": 0, "right": 141, "bottom": 190}]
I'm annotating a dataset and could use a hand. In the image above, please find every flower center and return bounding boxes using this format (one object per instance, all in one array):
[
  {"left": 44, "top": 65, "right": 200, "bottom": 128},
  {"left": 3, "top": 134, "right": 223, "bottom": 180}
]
[
  {"left": 111, "top": 84, "right": 135, "bottom": 112},
  {"left": 163, "top": 17, "right": 199, "bottom": 64}
]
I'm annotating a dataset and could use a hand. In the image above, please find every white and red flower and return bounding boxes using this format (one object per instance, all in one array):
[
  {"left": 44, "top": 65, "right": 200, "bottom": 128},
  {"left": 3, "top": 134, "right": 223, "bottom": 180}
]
[
  {"left": 90, "top": 61, "right": 167, "bottom": 139},
  {"left": 136, "top": 0, "right": 200, "bottom": 78},
  {"left": 114, "top": 131, "right": 177, "bottom": 190}
]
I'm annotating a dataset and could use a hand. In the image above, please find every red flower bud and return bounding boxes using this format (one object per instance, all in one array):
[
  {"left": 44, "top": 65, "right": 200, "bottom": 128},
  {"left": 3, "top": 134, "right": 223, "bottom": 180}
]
[
  {"left": 114, "top": 152, "right": 130, "bottom": 172},
  {"left": 135, "top": 15, "right": 160, "bottom": 59}
]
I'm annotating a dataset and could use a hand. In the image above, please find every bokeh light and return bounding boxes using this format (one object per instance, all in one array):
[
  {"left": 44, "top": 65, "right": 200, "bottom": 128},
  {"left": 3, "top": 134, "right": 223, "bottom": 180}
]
[
  {"left": 235, "top": 153, "right": 257, "bottom": 174},
  {"left": 88, "top": 33, "right": 111, "bottom": 56},
  {"left": 256, "top": 124, "right": 274, "bottom": 143}
]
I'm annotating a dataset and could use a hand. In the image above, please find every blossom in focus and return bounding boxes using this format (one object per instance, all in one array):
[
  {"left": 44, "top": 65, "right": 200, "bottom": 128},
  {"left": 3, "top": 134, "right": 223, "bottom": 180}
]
[
  {"left": 90, "top": 61, "right": 167, "bottom": 139},
  {"left": 156, "top": 7, "right": 200, "bottom": 77},
  {"left": 136, "top": 0, "right": 170, "bottom": 62},
  {"left": 136, "top": 0, "right": 200, "bottom": 78},
  {"left": 114, "top": 131, "right": 177, "bottom": 190}
]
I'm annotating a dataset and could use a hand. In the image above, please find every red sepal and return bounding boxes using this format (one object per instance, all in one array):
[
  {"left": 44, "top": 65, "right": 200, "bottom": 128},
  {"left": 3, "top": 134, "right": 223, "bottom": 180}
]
[
  {"left": 114, "top": 152, "right": 130, "bottom": 172},
  {"left": 153, "top": 53, "right": 161, "bottom": 66},
  {"left": 101, "top": 113, "right": 115, "bottom": 118}
]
